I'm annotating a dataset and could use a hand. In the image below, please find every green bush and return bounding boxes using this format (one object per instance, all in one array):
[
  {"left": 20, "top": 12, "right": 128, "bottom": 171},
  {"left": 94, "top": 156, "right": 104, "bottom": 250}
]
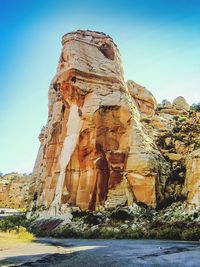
[
  {"left": 173, "top": 115, "right": 179, "bottom": 121},
  {"left": 178, "top": 116, "right": 187, "bottom": 123},
  {"left": 83, "top": 228, "right": 102, "bottom": 239},
  {"left": 181, "top": 227, "right": 200, "bottom": 241},
  {"left": 83, "top": 213, "right": 102, "bottom": 225},
  {"left": 100, "top": 229, "right": 117, "bottom": 239},
  {"left": 117, "top": 228, "right": 144, "bottom": 239},
  {"left": 146, "top": 229, "right": 158, "bottom": 239},
  {"left": 36, "top": 223, "right": 200, "bottom": 241},
  {"left": 0, "top": 215, "right": 28, "bottom": 232},
  {"left": 51, "top": 226, "right": 81, "bottom": 238},
  {"left": 110, "top": 209, "right": 132, "bottom": 221},
  {"left": 191, "top": 103, "right": 200, "bottom": 112},
  {"left": 153, "top": 226, "right": 181, "bottom": 240}
]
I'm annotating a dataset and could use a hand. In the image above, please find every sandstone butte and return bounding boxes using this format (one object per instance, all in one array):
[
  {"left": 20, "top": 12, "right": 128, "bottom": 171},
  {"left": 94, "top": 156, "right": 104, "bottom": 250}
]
[{"left": 1, "top": 30, "right": 199, "bottom": 215}]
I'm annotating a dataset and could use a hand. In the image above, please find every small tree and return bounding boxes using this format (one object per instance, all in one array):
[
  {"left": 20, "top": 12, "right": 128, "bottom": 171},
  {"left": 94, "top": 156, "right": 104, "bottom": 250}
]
[{"left": 191, "top": 103, "right": 200, "bottom": 112}]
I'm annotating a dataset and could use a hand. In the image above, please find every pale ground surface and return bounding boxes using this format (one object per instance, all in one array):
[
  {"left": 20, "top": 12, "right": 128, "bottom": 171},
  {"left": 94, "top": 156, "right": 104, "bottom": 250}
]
[{"left": 0, "top": 238, "right": 200, "bottom": 267}]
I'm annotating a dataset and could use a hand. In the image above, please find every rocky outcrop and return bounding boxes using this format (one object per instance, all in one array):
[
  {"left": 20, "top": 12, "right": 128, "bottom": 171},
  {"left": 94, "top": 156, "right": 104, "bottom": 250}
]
[
  {"left": 31, "top": 30, "right": 169, "bottom": 215},
  {"left": 158, "top": 97, "right": 190, "bottom": 116},
  {"left": 28, "top": 30, "right": 199, "bottom": 217},
  {"left": 0, "top": 173, "right": 31, "bottom": 209},
  {"left": 173, "top": 96, "right": 190, "bottom": 112},
  {"left": 127, "top": 80, "right": 157, "bottom": 117},
  {"left": 185, "top": 149, "right": 200, "bottom": 206},
  {"left": 149, "top": 102, "right": 200, "bottom": 208}
]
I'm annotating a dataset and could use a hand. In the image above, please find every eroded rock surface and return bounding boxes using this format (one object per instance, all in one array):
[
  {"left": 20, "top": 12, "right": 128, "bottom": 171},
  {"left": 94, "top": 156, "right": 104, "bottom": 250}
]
[
  {"left": 185, "top": 149, "right": 200, "bottom": 206},
  {"left": 0, "top": 173, "right": 31, "bottom": 209},
  {"left": 127, "top": 80, "right": 157, "bottom": 117},
  {"left": 31, "top": 30, "right": 169, "bottom": 215},
  {"left": 173, "top": 96, "right": 190, "bottom": 112},
  {"left": 28, "top": 30, "right": 199, "bottom": 217}
]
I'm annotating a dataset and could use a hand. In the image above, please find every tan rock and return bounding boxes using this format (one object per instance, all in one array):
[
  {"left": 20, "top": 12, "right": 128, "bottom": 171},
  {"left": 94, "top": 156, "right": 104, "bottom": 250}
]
[
  {"left": 185, "top": 149, "right": 200, "bottom": 207},
  {"left": 0, "top": 173, "right": 31, "bottom": 209},
  {"left": 31, "top": 30, "right": 168, "bottom": 213},
  {"left": 159, "top": 108, "right": 185, "bottom": 116},
  {"left": 127, "top": 80, "right": 157, "bottom": 116},
  {"left": 158, "top": 97, "right": 190, "bottom": 116},
  {"left": 165, "top": 153, "right": 183, "bottom": 161},
  {"left": 174, "top": 140, "right": 187, "bottom": 154},
  {"left": 173, "top": 96, "right": 190, "bottom": 111}
]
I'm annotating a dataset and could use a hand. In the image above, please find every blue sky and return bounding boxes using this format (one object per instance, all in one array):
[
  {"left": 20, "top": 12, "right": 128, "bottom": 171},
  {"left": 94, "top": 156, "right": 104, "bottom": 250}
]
[{"left": 0, "top": 0, "right": 200, "bottom": 174}]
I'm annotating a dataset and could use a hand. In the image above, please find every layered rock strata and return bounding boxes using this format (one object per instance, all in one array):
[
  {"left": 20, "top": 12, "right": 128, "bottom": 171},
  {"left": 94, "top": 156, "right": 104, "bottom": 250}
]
[{"left": 31, "top": 30, "right": 169, "bottom": 215}]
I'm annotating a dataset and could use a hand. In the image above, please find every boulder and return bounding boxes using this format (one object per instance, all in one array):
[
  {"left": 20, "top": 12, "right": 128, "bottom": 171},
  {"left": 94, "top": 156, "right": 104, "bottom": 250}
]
[
  {"left": 127, "top": 80, "right": 157, "bottom": 116},
  {"left": 173, "top": 96, "right": 190, "bottom": 111}
]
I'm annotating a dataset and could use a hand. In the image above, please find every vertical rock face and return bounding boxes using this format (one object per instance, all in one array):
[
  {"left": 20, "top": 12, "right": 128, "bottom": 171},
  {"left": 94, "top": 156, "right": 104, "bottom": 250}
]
[
  {"left": 185, "top": 149, "right": 200, "bottom": 206},
  {"left": 31, "top": 30, "right": 169, "bottom": 213}
]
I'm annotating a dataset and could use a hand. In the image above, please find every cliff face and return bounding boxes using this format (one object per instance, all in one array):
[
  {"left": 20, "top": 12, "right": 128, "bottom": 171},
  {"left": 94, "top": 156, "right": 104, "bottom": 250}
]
[
  {"left": 30, "top": 30, "right": 200, "bottom": 216},
  {"left": 31, "top": 30, "right": 170, "bottom": 215}
]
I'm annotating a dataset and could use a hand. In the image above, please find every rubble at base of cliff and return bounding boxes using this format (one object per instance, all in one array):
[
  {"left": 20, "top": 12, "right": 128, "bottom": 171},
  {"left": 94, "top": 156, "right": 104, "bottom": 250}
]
[{"left": 29, "top": 201, "right": 200, "bottom": 240}]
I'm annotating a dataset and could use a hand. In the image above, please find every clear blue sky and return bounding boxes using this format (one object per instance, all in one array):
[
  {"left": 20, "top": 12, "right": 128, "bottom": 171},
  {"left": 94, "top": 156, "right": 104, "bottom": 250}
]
[{"left": 0, "top": 0, "right": 200, "bottom": 174}]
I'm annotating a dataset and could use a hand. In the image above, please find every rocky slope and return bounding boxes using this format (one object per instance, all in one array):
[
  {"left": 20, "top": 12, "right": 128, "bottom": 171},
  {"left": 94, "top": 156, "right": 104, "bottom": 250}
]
[
  {"left": 28, "top": 30, "right": 199, "bottom": 223},
  {"left": 0, "top": 173, "right": 31, "bottom": 209}
]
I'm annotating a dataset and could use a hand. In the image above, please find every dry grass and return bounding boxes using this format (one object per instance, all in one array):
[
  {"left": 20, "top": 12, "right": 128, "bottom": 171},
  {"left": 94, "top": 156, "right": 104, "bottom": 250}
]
[{"left": 0, "top": 227, "right": 35, "bottom": 250}]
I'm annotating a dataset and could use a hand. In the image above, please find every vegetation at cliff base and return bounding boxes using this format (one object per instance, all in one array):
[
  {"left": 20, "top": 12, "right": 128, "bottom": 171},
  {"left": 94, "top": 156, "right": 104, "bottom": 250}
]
[
  {"left": 0, "top": 215, "right": 35, "bottom": 248},
  {"left": 0, "top": 215, "right": 29, "bottom": 231},
  {"left": 0, "top": 226, "right": 35, "bottom": 243},
  {"left": 48, "top": 224, "right": 200, "bottom": 241}
]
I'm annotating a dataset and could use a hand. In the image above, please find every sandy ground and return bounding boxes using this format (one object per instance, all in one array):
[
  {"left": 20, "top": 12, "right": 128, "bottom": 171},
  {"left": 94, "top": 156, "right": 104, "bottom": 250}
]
[{"left": 0, "top": 238, "right": 200, "bottom": 266}]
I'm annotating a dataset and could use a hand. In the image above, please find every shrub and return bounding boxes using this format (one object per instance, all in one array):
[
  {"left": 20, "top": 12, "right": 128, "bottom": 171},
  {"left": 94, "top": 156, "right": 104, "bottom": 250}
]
[
  {"left": 16, "top": 226, "right": 35, "bottom": 241},
  {"left": 173, "top": 115, "right": 179, "bottom": 121},
  {"left": 146, "top": 229, "right": 158, "bottom": 239},
  {"left": 156, "top": 226, "right": 181, "bottom": 240},
  {"left": 110, "top": 209, "right": 132, "bottom": 221},
  {"left": 83, "top": 228, "right": 102, "bottom": 239},
  {"left": 51, "top": 226, "right": 80, "bottom": 238},
  {"left": 83, "top": 213, "right": 103, "bottom": 225},
  {"left": 191, "top": 103, "right": 200, "bottom": 112},
  {"left": 178, "top": 116, "right": 187, "bottom": 123},
  {"left": 99, "top": 229, "right": 117, "bottom": 239},
  {"left": 117, "top": 228, "right": 144, "bottom": 239},
  {"left": 0, "top": 215, "right": 28, "bottom": 232},
  {"left": 181, "top": 227, "right": 200, "bottom": 241}
]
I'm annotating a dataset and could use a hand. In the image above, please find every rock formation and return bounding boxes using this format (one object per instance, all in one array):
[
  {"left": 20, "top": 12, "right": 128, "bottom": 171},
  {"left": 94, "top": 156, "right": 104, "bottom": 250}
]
[
  {"left": 30, "top": 30, "right": 170, "bottom": 215},
  {"left": 149, "top": 101, "right": 200, "bottom": 208},
  {"left": 0, "top": 173, "right": 30, "bottom": 209},
  {"left": 185, "top": 149, "right": 200, "bottom": 206},
  {"left": 29, "top": 30, "right": 199, "bottom": 217},
  {"left": 173, "top": 96, "right": 190, "bottom": 112},
  {"left": 158, "top": 97, "right": 190, "bottom": 116},
  {"left": 127, "top": 80, "right": 157, "bottom": 117}
]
